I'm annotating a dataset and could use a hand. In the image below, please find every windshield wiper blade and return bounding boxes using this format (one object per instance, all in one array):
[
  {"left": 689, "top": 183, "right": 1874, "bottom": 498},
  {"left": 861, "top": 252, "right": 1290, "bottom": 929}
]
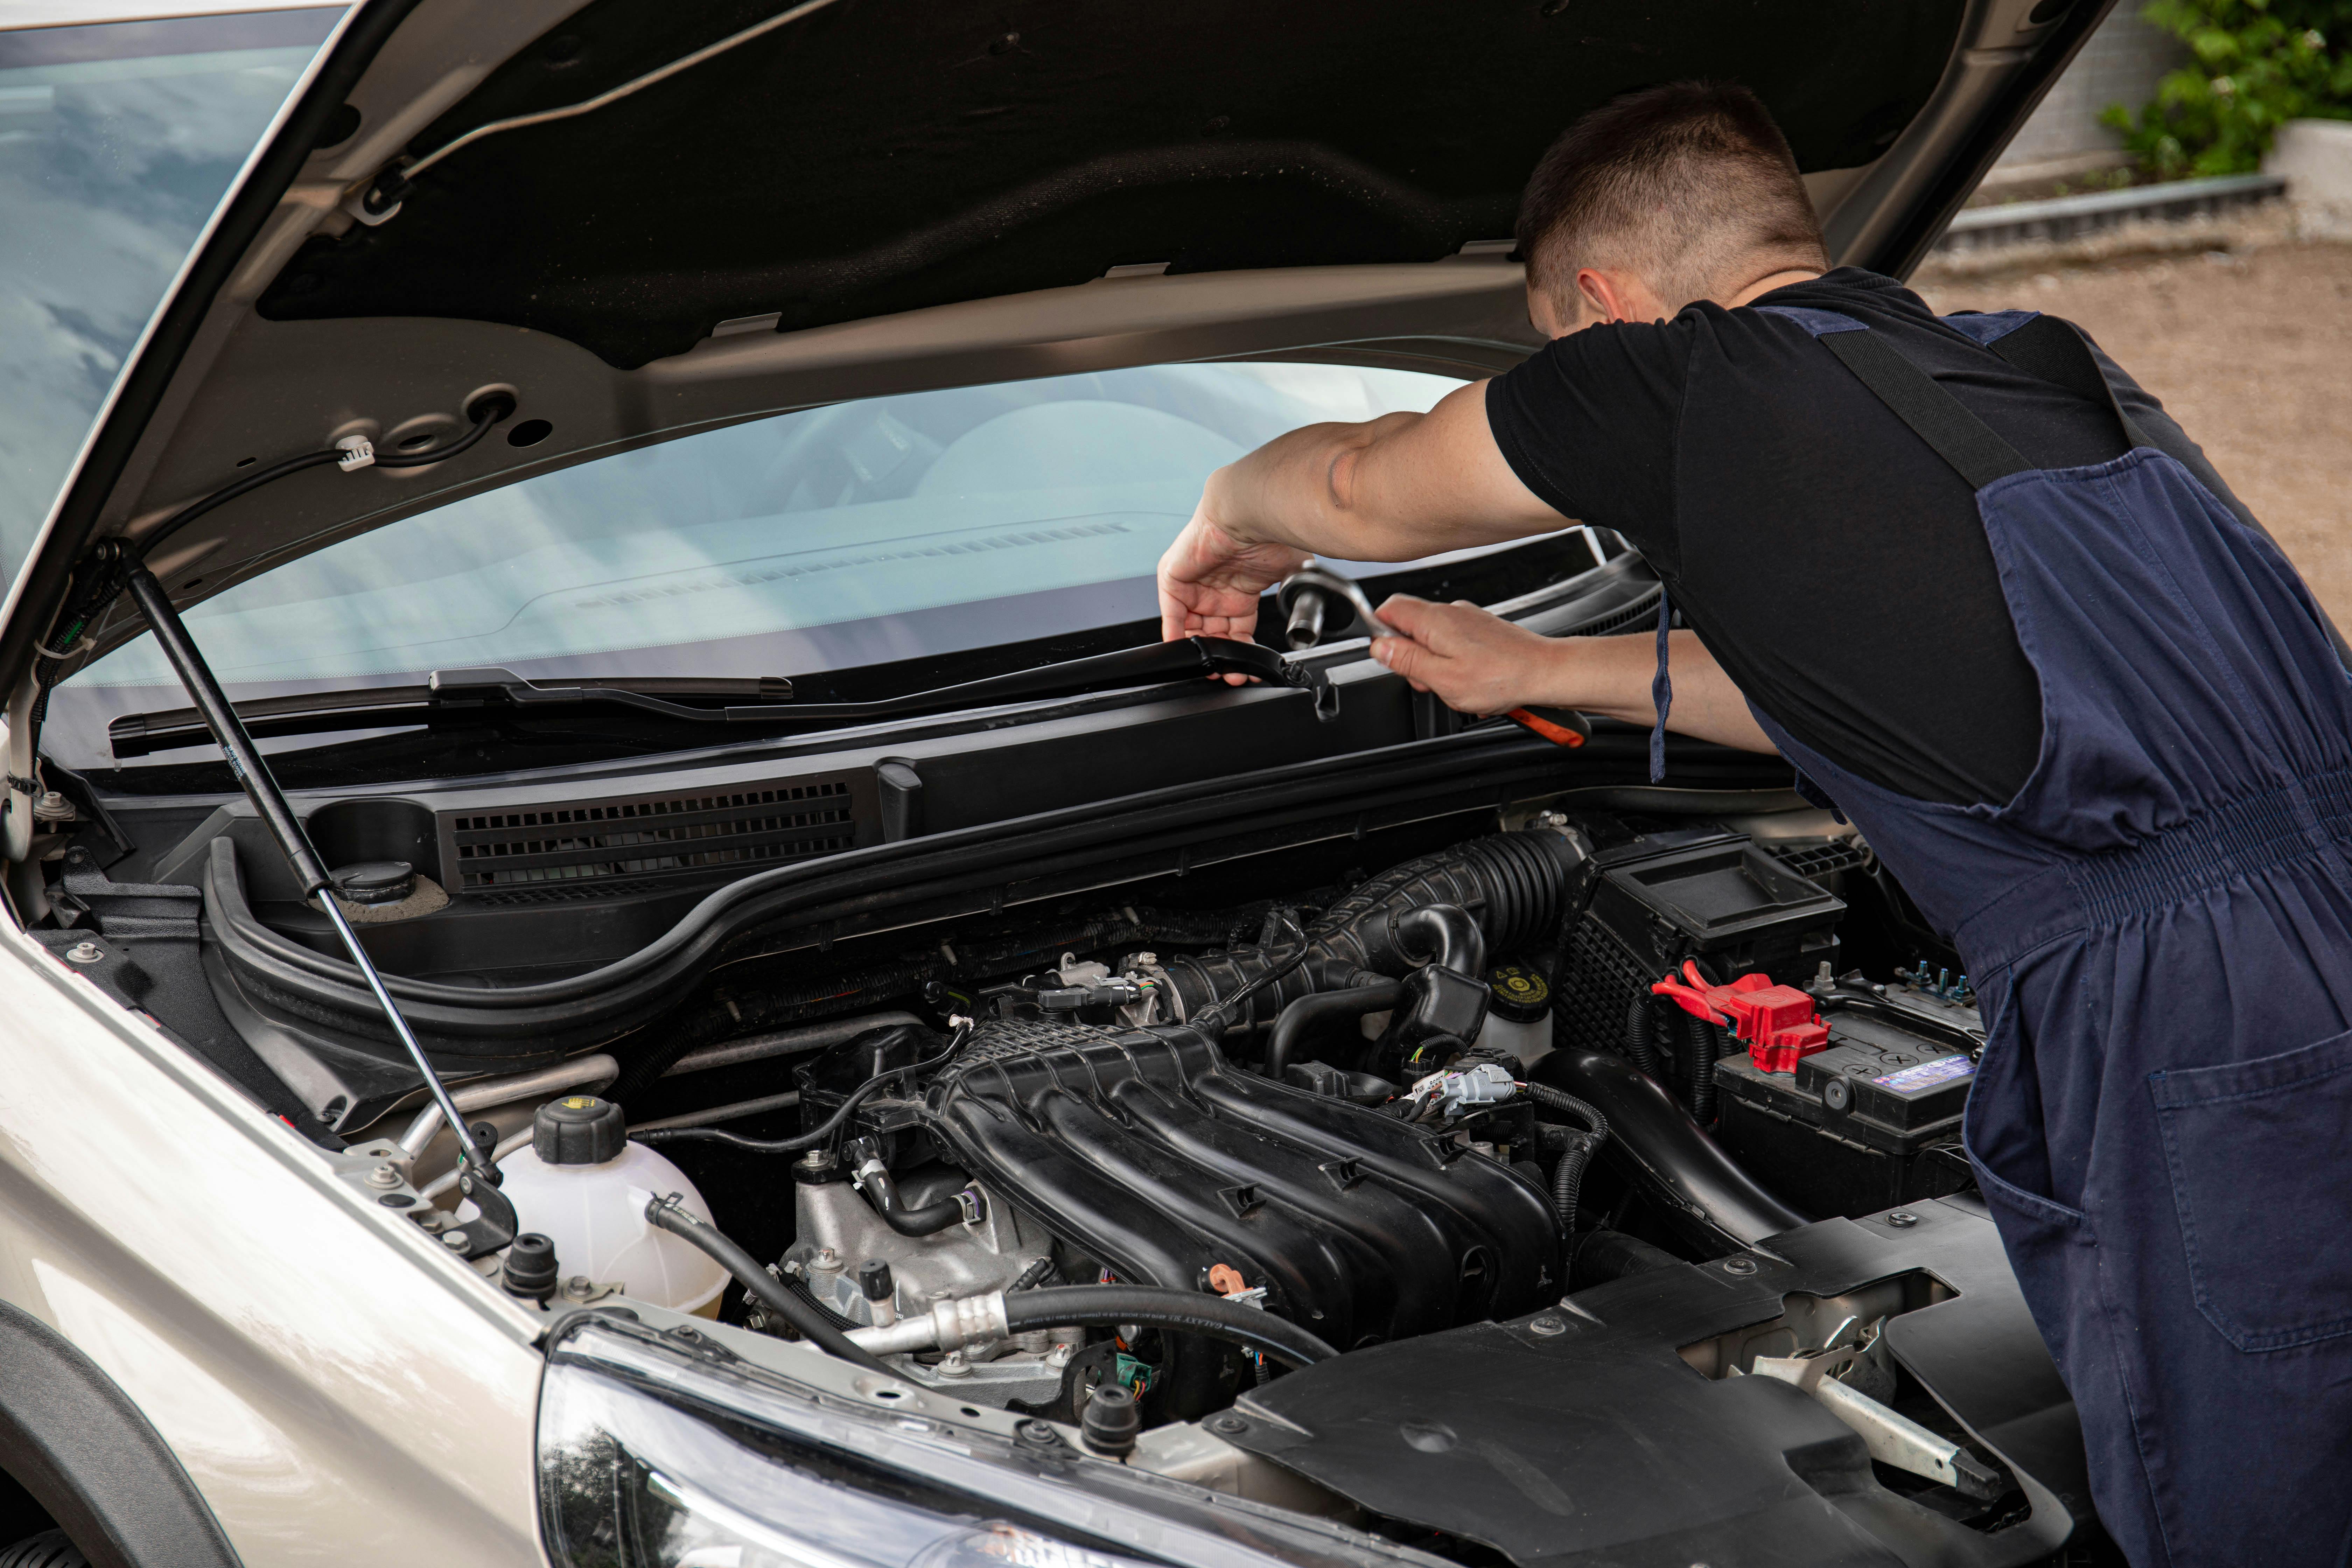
[
  {"left": 105, "top": 638, "right": 1330, "bottom": 760},
  {"left": 105, "top": 674, "right": 796, "bottom": 758}
]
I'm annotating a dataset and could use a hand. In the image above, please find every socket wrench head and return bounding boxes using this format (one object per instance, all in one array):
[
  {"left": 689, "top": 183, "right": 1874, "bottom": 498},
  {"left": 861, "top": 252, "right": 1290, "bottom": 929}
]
[{"left": 1276, "top": 566, "right": 1396, "bottom": 645}]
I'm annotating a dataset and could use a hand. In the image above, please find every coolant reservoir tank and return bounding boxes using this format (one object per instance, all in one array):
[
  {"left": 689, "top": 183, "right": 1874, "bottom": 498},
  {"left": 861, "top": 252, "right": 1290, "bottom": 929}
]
[{"left": 495, "top": 1096, "right": 727, "bottom": 1315}]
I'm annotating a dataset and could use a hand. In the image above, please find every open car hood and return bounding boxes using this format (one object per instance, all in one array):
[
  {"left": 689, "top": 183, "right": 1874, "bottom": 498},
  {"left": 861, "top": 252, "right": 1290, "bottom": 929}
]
[
  {"left": 7, "top": 0, "right": 2117, "bottom": 689},
  {"left": 268, "top": 0, "right": 1969, "bottom": 371}
]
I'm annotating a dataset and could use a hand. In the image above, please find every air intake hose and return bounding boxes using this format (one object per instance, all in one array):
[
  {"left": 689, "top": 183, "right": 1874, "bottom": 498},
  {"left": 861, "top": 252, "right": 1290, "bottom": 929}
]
[
  {"left": 1161, "top": 833, "right": 1586, "bottom": 1035},
  {"left": 1527, "top": 1046, "right": 1809, "bottom": 1254}
]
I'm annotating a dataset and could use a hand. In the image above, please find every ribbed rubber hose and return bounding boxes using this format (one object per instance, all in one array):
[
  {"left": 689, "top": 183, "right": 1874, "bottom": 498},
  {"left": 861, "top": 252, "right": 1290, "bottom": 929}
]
[
  {"left": 1161, "top": 833, "right": 1585, "bottom": 1035},
  {"left": 642, "top": 1197, "right": 898, "bottom": 1376},
  {"left": 1003, "top": 1286, "right": 1339, "bottom": 1368}
]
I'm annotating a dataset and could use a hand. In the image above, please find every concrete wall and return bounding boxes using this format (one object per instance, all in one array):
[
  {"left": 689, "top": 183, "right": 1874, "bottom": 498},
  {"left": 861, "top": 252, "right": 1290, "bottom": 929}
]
[{"left": 1994, "top": 5, "right": 2188, "bottom": 168}]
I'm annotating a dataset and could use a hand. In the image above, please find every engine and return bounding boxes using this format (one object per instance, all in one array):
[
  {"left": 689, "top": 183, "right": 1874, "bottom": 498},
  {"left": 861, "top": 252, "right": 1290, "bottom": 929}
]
[
  {"left": 784, "top": 1012, "right": 1562, "bottom": 1408},
  {"left": 709, "top": 812, "right": 1988, "bottom": 1428},
  {"left": 765, "top": 830, "right": 1589, "bottom": 1415}
]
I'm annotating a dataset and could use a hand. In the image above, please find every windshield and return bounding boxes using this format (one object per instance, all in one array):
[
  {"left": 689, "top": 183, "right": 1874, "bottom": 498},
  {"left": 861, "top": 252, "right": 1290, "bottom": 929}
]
[
  {"left": 56, "top": 359, "right": 1559, "bottom": 770},
  {"left": 0, "top": 6, "right": 343, "bottom": 603}
]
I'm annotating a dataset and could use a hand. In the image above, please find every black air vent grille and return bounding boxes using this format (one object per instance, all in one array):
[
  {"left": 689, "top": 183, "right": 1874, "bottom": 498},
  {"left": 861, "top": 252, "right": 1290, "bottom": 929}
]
[
  {"left": 448, "top": 780, "right": 856, "bottom": 892},
  {"left": 1770, "top": 840, "right": 1871, "bottom": 883},
  {"left": 1561, "top": 582, "right": 1662, "bottom": 639}
]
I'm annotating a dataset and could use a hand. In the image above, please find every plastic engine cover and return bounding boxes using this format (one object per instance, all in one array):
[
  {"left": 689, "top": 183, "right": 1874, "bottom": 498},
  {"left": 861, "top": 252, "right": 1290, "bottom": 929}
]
[{"left": 922, "top": 1019, "right": 1561, "bottom": 1351}]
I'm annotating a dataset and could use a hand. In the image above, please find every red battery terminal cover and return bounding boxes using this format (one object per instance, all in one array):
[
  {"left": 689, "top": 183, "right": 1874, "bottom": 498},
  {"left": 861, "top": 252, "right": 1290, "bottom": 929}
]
[{"left": 1650, "top": 960, "right": 1829, "bottom": 1074}]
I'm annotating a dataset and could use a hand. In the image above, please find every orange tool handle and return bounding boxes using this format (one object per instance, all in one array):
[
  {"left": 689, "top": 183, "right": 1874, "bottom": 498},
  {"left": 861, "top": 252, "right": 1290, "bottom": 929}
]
[{"left": 1505, "top": 705, "right": 1590, "bottom": 747}]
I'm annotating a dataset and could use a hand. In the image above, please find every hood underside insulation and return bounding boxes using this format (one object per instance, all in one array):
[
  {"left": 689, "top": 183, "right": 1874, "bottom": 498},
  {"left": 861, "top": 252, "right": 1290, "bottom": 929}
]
[{"left": 261, "top": 0, "right": 1965, "bottom": 368}]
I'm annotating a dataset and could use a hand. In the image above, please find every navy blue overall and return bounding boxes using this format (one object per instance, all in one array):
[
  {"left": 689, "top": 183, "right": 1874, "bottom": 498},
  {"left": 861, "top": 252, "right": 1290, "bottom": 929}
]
[{"left": 1727, "top": 303, "right": 2352, "bottom": 1565}]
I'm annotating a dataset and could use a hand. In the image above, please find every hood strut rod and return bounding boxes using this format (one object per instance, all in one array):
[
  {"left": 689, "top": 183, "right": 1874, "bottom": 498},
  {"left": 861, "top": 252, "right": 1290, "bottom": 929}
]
[{"left": 119, "top": 567, "right": 518, "bottom": 1261}]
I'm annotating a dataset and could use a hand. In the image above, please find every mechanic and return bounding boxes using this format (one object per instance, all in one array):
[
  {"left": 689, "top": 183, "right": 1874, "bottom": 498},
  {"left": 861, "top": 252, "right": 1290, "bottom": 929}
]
[{"left": 1157, "top": 80, "right": 2352, "bottom": 1568}]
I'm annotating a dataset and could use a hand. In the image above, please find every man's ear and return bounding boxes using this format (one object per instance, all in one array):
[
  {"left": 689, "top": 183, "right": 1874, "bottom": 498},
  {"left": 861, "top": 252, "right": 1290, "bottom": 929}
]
[
  {"left": 1575, "top": 267, "right": 1653, "bottom": 326},
  {"left": 1573, "top": 267, "right": 1618, "bottom": 324},
  {"left": 1575, "top": 266, "right": 1681, "bottom": 325}
]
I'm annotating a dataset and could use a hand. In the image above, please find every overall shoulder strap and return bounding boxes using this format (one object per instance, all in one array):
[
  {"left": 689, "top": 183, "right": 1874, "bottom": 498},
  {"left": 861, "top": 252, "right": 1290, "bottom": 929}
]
[
  {"left": 1955, "top": 310, "right": 2156, "bottom": 451},
  {"left": 1755, "top": 305, "right": 2030, "bottom": 490}
]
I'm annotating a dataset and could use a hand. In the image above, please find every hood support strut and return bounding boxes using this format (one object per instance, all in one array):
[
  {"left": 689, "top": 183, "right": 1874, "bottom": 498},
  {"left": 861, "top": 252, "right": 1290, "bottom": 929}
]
[{"left": 118, "top": 566, "right": 518, "bottom": 1262}]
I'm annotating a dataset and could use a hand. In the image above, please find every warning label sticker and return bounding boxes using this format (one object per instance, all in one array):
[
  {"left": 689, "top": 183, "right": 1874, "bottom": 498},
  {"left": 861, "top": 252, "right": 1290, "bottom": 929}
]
[{"left": 1873, "top": 1055, "right": 1976, "bottom": 1093}]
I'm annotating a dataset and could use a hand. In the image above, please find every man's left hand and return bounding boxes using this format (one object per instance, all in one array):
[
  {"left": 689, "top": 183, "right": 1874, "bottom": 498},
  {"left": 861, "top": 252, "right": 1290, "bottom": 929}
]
[{"left": 1158, "top": 503, "right": 1312, "bottom": 681}]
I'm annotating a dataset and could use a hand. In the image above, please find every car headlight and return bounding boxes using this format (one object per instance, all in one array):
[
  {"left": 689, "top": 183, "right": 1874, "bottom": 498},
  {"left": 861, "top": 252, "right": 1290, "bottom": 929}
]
[{"left": 535, "top": 1315, "right": 1379, "bottom": 1568}]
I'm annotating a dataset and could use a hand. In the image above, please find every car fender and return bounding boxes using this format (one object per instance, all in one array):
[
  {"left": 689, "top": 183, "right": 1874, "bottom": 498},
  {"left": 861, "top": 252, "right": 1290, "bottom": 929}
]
[{"left": 0, "top": 1296, "right": 239, "bottom": 1568}]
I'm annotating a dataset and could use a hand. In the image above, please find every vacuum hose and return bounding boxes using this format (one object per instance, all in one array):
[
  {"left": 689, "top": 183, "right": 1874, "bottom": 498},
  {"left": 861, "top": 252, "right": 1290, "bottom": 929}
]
[
  {"left": 1162, "top": 833, "right": 1587, "bottom": 1035},
  {"left": 1008, "top": 1286, "right": 1338, "bottom": 1367},
  {"left": 643, "top": 1195, "right": 899, "bottom": 1377}
]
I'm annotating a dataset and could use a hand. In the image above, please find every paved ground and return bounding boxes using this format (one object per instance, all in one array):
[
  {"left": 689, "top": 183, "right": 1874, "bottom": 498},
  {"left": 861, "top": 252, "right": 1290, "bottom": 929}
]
[{"left": 1914, "top": 236, "right": 2352, "bottom": 624}]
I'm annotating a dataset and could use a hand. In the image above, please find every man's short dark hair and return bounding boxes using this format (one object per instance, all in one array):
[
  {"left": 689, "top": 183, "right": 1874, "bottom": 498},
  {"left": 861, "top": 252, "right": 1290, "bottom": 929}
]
[{"left": 1517, "top": 81, "right": 1829, "bottom": 317}]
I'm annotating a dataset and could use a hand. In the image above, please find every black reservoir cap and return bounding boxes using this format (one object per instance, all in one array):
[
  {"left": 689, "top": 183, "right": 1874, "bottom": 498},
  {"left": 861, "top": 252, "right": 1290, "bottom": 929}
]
[
  {"left": 331, "top": 860, "right": 415, "bottom": 905},
  {"left": 535, "top": 1094, "right": 626, "bottom": 1165}
]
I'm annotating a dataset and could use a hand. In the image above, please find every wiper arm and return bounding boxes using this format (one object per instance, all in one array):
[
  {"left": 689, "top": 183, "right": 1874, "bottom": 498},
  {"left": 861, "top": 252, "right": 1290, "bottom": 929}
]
[
  {"left": 436, "top": 637, "right": 1333, "bottom": 723},
  {"left": 107, "top": 638, "right": 1332, "bottom": 759}
]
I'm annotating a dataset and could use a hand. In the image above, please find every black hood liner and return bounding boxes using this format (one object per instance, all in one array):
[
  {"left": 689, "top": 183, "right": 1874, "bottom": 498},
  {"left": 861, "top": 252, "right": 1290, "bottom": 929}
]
[{"left": 261, "top": 0, "right": 1963, "bottom": 369}]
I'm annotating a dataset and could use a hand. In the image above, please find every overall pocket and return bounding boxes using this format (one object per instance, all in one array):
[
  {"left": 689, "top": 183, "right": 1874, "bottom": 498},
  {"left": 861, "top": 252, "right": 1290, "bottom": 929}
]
[
  {"left": 2149, "top": 1025, "right": 2352, "bottom": 1351},
  {"left": 1966, "top": 992, "right": 2098, "bottom": 1241}
]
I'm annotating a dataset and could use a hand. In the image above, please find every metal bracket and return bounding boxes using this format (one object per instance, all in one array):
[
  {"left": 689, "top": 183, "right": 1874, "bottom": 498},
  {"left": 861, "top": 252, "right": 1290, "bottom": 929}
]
[
  {"left": 1748, "top": 1348, "right": 2006, "bottom": 1499},
  {"left": 432, "top": 1167, "right": 520, "bottom": 1261}
]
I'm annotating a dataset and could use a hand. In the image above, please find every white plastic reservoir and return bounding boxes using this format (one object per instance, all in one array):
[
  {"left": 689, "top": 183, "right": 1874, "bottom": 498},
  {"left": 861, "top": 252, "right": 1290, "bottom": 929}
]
[
  {"left": 495, "top": 1096, "right": 727, "bottom": 1315},
  {"left": 1476, "top": 963, "right": 1555, "bottom": 1066}
]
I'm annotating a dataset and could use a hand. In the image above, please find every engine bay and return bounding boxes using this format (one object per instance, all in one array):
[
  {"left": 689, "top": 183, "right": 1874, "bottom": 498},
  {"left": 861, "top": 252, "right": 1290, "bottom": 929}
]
[{"left": 28, "top": 757, "right": 2091, "bottom": 1565}]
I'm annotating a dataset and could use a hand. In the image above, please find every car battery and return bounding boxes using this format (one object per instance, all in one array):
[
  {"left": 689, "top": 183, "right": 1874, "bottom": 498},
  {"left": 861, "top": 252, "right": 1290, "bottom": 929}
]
[
  {"left": 1714, "top": 979, "right": 1984, "bottom": 1219},
  {"left": 1555, "top": 826, "right": 1844, "bottom": 1058}
]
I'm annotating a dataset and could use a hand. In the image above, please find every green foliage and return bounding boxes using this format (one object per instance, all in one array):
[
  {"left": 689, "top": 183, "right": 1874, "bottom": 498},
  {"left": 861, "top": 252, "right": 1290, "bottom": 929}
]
[{"left": 2101, "top": 0, "right": 2352, "bottom": 177}]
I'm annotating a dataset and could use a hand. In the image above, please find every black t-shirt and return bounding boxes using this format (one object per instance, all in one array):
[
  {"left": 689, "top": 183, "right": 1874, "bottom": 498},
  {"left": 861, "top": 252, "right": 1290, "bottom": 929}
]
[{"left": 1487, "top": 267, "right": 2156, "bottom": 806}]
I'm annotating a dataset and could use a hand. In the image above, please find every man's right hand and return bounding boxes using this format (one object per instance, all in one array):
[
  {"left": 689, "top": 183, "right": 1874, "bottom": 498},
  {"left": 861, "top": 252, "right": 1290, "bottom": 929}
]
[
  {"left": 1157, "top": 501, "right": 1312, "bottom": 664},
  {"left": 1366, "top": 595, "right": 1561, "bottom": 714},
  {"left": 1372, "top": 596, "right": 1781, "bottom": 755}
]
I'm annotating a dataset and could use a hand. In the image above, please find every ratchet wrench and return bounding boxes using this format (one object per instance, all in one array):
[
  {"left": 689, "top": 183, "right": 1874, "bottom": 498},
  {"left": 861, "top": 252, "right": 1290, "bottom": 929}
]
[{"left": 1275, "top": 567, "right": 1590, "bottom": 747}]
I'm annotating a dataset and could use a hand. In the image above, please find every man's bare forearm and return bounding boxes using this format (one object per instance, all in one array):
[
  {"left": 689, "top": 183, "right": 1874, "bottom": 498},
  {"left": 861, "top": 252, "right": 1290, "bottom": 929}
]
[
  {"left": 1201, "top": 380, "right": 1572, "bottom": 562},
  {"left": 1533, "top": 630, "right": 1769, "bottom": 752},
  {"left": 1205, "top": 415, "right": 1447, "bottom": 561},
  {"left": 1524, "top": 630, "right": 1776, "bottom": 752}
]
